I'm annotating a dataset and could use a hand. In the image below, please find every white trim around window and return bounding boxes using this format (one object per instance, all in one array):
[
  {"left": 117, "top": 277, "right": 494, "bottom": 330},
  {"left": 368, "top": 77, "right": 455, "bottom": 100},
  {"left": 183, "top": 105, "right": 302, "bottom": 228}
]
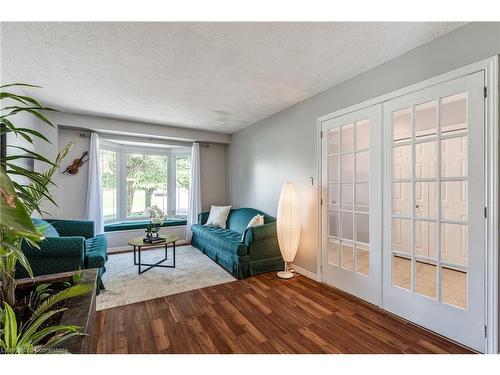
[{"left": 100, "top": 139, "right": 191, "bottom": 223}]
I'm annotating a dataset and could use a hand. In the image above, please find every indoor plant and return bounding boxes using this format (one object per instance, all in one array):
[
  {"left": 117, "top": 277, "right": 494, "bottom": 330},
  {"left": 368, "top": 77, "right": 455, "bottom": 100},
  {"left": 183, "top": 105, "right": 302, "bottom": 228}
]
[{"left": 0, "top": 83, "right": 91, "bottom": 353}]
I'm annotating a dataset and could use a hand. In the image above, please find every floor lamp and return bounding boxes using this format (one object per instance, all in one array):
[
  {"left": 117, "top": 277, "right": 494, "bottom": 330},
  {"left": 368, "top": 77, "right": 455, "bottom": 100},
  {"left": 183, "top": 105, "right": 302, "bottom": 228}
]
[{"left": 276, "top": 182, "right": 300, "bottom": 279}]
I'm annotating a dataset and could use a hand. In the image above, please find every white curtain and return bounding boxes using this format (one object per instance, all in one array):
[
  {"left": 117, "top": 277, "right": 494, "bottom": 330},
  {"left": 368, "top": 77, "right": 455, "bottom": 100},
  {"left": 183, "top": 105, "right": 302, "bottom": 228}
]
[
  {"left": 186, "top": 142, "right": 201, "bottom": 241},
  {"left": 85, "top": 132, "right": 104, "bottom": 234}
]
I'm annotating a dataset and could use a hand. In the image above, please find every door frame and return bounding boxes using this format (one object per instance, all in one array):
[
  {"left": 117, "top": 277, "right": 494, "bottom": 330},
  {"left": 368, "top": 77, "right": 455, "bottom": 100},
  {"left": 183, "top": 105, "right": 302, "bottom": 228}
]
[{"left": 316, "top": 55, "right": 499, "bottom": 353}]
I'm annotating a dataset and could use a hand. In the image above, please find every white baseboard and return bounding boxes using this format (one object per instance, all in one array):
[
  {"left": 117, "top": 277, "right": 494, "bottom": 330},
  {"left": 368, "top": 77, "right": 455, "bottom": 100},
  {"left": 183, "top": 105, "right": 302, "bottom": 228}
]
[{"left": 291, "top": 264, "right": 319, "bottom": 281}]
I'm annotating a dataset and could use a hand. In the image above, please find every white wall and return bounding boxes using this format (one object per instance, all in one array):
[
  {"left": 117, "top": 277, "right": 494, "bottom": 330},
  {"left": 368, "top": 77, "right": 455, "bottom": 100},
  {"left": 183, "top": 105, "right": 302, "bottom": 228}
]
[{"left": 228, "top": 22, "right": 500, "bottom": 274}]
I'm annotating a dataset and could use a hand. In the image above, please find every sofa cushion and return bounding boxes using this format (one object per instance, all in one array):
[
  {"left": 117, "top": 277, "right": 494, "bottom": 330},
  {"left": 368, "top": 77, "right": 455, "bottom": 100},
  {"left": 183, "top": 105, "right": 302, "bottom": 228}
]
[
  {"left": 32, "top": 217, "right": 59, "bottom": 238},
  {"left": 104, "top": 218, "right": 186, "bottom": 232},
  {"left": 191, "top": 224, "right": 248, "bottom": 256}
]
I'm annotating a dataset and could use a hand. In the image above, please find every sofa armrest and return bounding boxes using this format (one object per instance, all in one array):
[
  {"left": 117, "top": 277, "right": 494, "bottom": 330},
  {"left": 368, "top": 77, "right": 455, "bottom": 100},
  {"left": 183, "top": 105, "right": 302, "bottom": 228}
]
[
  {"left": 22, "top": 236, "right": 86, "bottom": 261},
  {"left": 47, "top": 219, "right": 95, "bottom": 239},
  {"left": 197, "top": 211, "right": 210, "bottom": 225},
  {"left": 243, "top": 222, "right": 277, "bottom": 245}
]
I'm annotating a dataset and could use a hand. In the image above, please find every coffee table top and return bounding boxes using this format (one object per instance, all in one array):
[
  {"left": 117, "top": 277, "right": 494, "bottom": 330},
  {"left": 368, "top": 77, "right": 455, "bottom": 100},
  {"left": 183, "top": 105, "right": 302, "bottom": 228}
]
[{"left": 128, "top": 235, "right": 178, "bottom": 247}]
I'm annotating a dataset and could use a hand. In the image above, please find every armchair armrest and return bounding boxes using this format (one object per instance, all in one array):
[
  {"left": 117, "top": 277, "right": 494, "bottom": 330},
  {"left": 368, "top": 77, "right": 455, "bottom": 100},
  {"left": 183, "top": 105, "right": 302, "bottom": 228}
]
[
  {"left": 47, "top": 219, "right": 95, "bottom": 239},
  {"left": 22, "top": 236, "right": 86, "bottom": 261},
  {"left": 197, "top": 211, "right": 210, "bottom": 225},
  {"left": 243, "top": 222, "right": 277, "bottom": 246}
]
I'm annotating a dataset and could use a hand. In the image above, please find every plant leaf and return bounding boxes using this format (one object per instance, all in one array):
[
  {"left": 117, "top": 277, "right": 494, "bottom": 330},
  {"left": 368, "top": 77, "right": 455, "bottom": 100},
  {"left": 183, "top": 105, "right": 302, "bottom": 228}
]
[{"left": 2, "top": 303, "right": 18, "bottom": 349}]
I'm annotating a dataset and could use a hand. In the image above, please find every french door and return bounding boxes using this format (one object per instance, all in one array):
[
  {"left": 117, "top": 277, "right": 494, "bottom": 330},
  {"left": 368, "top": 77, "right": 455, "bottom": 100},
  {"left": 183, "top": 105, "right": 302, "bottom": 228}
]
[
  {"left": 321, "top": 71, "right": 486, "bottom": 351},
  {"left": 321, "top": 104, "right": 382, "bottom": 305},
  {"left": 383, "top": 71, "right": 485, "bottom": 352}
]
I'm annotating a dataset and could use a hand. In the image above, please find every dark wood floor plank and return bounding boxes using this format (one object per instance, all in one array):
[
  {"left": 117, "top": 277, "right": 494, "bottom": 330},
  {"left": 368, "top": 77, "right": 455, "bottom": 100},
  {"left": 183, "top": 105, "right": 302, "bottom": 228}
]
[{"left": 96, "top": 273, "right": 474, "bottom": 354}]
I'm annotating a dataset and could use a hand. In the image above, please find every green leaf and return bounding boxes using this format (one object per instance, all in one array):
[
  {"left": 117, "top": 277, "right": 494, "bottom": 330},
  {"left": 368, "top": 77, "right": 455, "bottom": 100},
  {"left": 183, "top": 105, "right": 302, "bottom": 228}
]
[
  {"left": 0, "top": 166, "right": 42, "bottom": 242},
  {"left": 5, "top": 145, "right": 56, "bottom": 166},
  {"left": 1, "top": 241, "right": 33, "bottom": 277},
  {"left": 18, "top": 308, "right": 68, "bottom": 346},
  {"left": 2, "top": 303, "right": 18, "bottom": 349},
  {"left": 30, "top": 325, "right": 80, "bottom": 345},
  {"left": 0, "top": 83, "right": 41, "bottom": 89},
  {"left": 32, "top": 284, "right": 92, "bottom": 318}
]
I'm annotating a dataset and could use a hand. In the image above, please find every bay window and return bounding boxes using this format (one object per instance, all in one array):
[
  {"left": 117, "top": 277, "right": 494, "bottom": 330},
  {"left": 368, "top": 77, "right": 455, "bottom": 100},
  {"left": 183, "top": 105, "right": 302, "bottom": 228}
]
[{"left": 100, "top": 140, "right": 191, "bottom": 223}]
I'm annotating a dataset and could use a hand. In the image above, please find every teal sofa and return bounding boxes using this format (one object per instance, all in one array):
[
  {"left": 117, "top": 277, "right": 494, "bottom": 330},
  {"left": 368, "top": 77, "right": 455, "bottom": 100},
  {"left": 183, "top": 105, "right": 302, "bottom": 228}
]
[
  {"left": 17, "top": 218, "right": 108, "bottom": 293},
  {"left": 191, "top": 208, "right": 284, "bottom": 278}
]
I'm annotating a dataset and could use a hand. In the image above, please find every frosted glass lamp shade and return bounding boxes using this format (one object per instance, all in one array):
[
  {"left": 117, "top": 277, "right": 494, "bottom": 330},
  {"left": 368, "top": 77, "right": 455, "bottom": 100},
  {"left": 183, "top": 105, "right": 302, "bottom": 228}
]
[{"left": 276, "top": 182, "right": 301, "bottom": 266}]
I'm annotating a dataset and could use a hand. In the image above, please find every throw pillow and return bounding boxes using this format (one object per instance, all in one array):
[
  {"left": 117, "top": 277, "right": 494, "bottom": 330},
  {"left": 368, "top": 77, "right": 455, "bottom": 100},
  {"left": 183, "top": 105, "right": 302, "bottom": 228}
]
[
  {"left": 241, "top": 214, "right": 265, "bottom": 241},
  {"left": 32, "top": 217, "right": 60, "bottom": 238},
  {"left": 204, "top": 205, "right": 232, "bottom": 228}
]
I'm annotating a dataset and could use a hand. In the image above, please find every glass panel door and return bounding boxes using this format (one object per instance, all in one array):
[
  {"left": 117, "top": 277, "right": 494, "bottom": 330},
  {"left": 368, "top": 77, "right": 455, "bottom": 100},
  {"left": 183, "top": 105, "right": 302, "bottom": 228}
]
[
  {"left": 382, "top": 71, "right": 485, "bottom": 352},
  {"left": 321, "top": 104, "right": 382, "bottom": 305}
]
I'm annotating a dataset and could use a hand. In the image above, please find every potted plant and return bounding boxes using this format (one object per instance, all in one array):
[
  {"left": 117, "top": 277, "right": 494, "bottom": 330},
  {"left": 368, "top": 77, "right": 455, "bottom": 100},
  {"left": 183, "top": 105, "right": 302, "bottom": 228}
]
[
  {"left": 144, "top": 205, "right": 166, "bottom": 242},
  {"left": 0, "top": 83, "right": 93, "bottom": 354}
]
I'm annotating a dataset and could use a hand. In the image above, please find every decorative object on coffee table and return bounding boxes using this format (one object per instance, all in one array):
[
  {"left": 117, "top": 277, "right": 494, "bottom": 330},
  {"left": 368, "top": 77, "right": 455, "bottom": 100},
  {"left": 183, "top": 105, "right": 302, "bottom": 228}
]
[
  {"left": 144, "top": 205, "right": 166, "bottom": 243},
  {"left": 128, "top": 235, "right": 178, "bottom": 274},
  {"left": 276, "top": 182, "right": 301, "bottom": 279}
]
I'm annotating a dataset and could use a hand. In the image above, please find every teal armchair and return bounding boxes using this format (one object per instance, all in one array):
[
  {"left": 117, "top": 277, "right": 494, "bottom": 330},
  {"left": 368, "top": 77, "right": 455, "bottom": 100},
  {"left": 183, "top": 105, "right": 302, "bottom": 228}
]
[{"left": 17, "top": 218, "right": 108, "bottom": 293}]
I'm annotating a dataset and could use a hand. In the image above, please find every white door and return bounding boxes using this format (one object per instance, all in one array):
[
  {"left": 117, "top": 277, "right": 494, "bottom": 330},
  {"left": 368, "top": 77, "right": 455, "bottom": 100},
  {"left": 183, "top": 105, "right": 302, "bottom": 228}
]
[
  {"left": 383, "top": 71, "right": 485, "bottom": 351},
  {"left": 321, "top": 104, "right": 382, "bottom": 305}
]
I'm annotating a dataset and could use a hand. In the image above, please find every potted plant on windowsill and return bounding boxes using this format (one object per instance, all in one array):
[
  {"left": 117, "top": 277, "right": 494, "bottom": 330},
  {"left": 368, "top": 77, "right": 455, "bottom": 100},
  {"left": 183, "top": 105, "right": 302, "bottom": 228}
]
[{"left": 0, "top": 83, "right": 94, "bottom": 354}]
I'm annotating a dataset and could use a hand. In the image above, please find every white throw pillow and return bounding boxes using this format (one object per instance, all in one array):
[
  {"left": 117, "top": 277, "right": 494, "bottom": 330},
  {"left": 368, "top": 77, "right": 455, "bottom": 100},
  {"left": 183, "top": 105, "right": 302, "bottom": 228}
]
[
  {"left": 241, "top": 214, "right": 265, "bottom": 241},
  {"left": 204, "top": 205, "right": 232, "bottom": 228}
]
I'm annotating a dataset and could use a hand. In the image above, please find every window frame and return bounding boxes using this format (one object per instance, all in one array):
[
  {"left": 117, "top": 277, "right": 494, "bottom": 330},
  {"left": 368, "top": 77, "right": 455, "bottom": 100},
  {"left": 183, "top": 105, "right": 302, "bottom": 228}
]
[{"left": 100, "top": 140, "right": 191, "bottom": 223}]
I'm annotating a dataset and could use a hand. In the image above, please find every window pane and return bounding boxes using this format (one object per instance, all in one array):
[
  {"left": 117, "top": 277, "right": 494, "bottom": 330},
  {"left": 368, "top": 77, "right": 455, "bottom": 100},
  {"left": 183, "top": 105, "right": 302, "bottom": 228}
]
[
  {"left": 355, "top": 119, "right": 370, "bottom": 150},
  {"left": 392, "top": 218, "right": 411, "bottom": 254},
  {"left": 341, "top": 183, "right": 353, "bottom": 210},
  {"left": 328, "top": 127, "right": 340, "bottom": 154},
  {"left": 175, "top": 155, "right": 191, "bottom": 217},
  {"left": 328, "top": 210, "right": 339, "bottom": 238},
  {"left": 392, "top": 144, "right": 412, "bottom": 179},
  {"left": 355, "top": 183, "right": 369, "bottom": 212},
  {"left": 356, "top": 243, "right": 369, "bottom": 276},
  {"left": 393, "top": 108, "right": 411, "bottom": 142},
  {"left": 442, "top": 93, "right": 467, "bottom": 135},
  {"left": 393, "top": 255, "right": 411, "bottom": 291},
  {"left": 441, "top": 181, "right": 468, "bottom": 222},
  {"left": 341, "top": 212, "right": 353, "bottom": 241},
  {"left": 415, "top": 101, "right": 437, "bottom": 139},
  {"left": 441, "top": 223, "right": 468, "bottom": 267},
  {"left": 341, "top": 123, "right": 354, "bottom": 153},
  {"left": 355, "top": 213, "right": 369, "bottom": 244},
  {"left": 442, "top": 267, "right": 467, "bottom": 309},
  {"left": 416, "top": 260, "right": 436, "bottom": 299},
  {"left": 415, "top": 181, "right": 437, "bottom": 219},
  {"left": 101, "top": 149, "right": 117, "bottom": 221},
  {"left": 341, "top": 154, "right": 353, "bottom": 182},
  {"left": 415, "top": 220, "right": 436, "bottom": 259},
  {"left": 328, "top": 239, "right": 340, "bottom": 266},
  {"left": 328, "top": 183, "right": 340, "bottom": 207},
  {"left": 392, "top": 182, "right": 411, "bottom": 217},
  {"left": 341, "top": 242, "right": 354, "bottom": 271},
  {"left": 355, "top": 151, "right": 369, "bottom": 181},
  {"left": 328, "top": 155, "right": 339, "bottom": 182},
  {"left": 126, "top": 153, "right": 168, "bottom": 218},
  {"left": 415, "top": 140, "right": 437, "bottom": 179},
  {"left": 441, "top": 136, "right": 468, "bottom": 178}
]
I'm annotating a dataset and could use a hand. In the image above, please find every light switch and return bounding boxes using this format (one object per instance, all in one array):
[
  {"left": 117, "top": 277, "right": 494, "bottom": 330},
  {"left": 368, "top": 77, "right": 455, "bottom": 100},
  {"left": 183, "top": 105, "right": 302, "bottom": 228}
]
[{"left": 309, "top": 177, "right": 314, "bottom": 186}]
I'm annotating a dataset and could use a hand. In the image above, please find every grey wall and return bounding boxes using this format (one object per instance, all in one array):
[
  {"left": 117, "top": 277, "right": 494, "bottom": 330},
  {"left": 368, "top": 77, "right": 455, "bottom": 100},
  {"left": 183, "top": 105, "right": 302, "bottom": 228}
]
[
  {"left": 45, "top": 112, "right": 228, "bottom": 220},
  {"left": 228, "top": 22, "right": 500, "bottom": 274}
]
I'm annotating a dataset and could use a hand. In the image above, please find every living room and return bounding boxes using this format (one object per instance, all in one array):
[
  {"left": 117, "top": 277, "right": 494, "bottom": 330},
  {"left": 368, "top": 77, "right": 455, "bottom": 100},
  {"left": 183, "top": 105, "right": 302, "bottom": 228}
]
[{"left": 1, "top": 1, "right": 500, "bottom": 370}]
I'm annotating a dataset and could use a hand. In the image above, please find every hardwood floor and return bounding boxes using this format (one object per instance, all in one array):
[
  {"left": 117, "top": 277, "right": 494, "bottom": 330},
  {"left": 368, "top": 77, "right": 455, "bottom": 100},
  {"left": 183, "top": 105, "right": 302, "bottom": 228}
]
[{"left": 95, "top": 273, "right": 473, "bottom": 354}]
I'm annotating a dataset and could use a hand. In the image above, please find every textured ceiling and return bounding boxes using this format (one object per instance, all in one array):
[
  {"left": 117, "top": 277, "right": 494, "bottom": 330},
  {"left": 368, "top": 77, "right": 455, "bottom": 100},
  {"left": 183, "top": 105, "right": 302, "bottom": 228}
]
[{"left": 0, "top": 22, "right": 465, "bottom": 134}]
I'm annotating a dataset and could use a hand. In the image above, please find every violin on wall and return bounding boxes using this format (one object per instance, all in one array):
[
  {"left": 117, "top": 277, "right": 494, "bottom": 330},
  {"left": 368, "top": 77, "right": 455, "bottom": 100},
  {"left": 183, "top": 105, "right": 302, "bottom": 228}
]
[{"left": 63, "top": 151, "right": 89, "bottom": 175}]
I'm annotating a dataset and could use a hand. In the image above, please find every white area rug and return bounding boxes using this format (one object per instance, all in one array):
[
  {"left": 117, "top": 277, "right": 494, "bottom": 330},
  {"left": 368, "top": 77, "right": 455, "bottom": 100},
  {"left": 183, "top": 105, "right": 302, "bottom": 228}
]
[{"left": 96, "top": 245, "right": 236, "bottom": 310}]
